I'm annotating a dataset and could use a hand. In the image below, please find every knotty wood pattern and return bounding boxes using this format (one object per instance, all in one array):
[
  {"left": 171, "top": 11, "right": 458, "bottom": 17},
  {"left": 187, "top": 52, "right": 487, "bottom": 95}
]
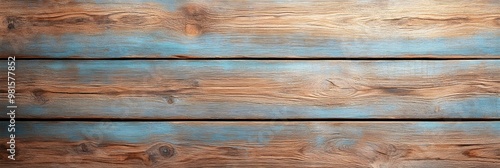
[
  {"left": 1, "top": 60, "right": 498, "bottom": 119},
  {"left": 1, "top": 0, "right": 498, "bottom": 58},
  {"left": 1, "top": 0, "right": 499, "bottom": 167},
  {"left": 1, "top": 121, "right": 499, "bottom": 167}
]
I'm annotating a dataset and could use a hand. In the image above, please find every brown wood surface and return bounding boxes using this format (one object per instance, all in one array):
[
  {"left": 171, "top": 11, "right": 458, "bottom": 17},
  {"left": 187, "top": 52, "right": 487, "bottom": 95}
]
[
  {"left": 0, "top": 0, "right": 499, "bottom": 167},
  {"left": 0, "top": 0, "right": 498, "bottom": 58},
  {"left": 1, "top": 0, "right": 498, "bottom": 38},
  {"left": 1, "top": 121, "right": 499, "bottom": 168},
  {"left": 1, "top": 60, "right": 498, "bottom": 119}
]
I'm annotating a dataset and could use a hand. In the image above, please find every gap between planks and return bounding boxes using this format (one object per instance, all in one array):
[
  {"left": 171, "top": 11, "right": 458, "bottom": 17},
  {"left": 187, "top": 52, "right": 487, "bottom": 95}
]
[
  {"left": 4, "top": 55, "right": 500, "bottom": 60},
  {"left": 12, "top": 118, "right": 500, "bottom": 122}
]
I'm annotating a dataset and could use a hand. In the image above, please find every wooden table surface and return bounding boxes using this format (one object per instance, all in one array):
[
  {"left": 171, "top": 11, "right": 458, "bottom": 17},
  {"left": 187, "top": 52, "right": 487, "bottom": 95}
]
[{"left": 0, "top": 0, "right": 499, "bottom": 167}]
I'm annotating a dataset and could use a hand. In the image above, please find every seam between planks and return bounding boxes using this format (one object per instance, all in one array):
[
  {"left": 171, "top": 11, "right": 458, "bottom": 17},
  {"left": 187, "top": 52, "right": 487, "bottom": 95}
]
[
  {"left": 13, "top": 119, "right": 500, "bottom": 122},
  {"left": 9, "top": 57, "right": 500, "bottom": 60}
]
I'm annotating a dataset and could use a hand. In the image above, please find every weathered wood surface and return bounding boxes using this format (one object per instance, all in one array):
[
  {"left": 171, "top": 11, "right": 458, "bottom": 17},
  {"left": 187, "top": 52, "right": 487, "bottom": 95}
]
[
  {"left": 1, "top": 0, "right": 499, "bottom": 167},
  {"left": 1, "top": 0, "right": 498, "bottom": 58},
  {"left": 1, "top": 121, "right": 499, "bottom": 167},
  {"left": 0, "top": 60, "right": 498, "bottom": 119}
]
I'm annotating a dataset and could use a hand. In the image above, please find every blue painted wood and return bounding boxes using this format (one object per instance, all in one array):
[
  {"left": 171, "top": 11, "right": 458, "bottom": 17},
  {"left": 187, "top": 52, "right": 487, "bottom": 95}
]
[
  {"left": 2, "top": 32, "right": 498, "bottom": 58},
  {"left": 1, "top": 0, "right": 498, "bottom": 58},
  {"left": 0, "top": 0, "right": 498, "bottom": 166},
  {"left": 2, "top": 60, "right": 498, "bottom": 119},
  {"left": 2, "top": 121, "right": 498, "bottom": 145},
  {"left": 0, "top": 121, "right": 499, "bottom": 166}
]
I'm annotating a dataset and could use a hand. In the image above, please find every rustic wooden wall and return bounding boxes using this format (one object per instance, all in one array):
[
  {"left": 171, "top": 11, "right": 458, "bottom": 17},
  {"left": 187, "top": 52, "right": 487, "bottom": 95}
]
[{"left": 0, "top": 0, "right": 499, "bottom": 167}]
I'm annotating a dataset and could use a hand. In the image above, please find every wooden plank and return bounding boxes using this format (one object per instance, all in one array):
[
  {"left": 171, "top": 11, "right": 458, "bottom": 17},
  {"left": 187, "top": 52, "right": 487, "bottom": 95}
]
[
  {"left": 1, "top": 121, "right": 499, "bottom": 167},
  {"left": 1, "top": 0, "right": 498, "bottom": 58},
  {"left": 1, "top": 60, "right": 498, "bottom": 119}
]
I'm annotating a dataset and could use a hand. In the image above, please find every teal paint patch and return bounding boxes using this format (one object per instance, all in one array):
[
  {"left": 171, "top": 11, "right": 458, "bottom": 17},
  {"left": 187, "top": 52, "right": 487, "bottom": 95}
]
[
  {"left": 3, "top": 122, "right": 499, "bottom": 145},
  {"left": 334, "top": 139, "right": 357, "bottom": 148},
  {"left": 315, "top": 136, "right": 325, "bottom": 147},
  {"left": 11, "top": 122, "right": 177, "bottom": 143},
  {"left": 18, "top": 95, "right": 499, "bottom": 119},
  {"left": 413, "top": 122, "right": 443, "bottom": 131},
  {"left": 45, "top": 61, "right": 68, "bottom": 71},
  {"left": 24, "top": 106, "right": 45, "bottom": 116},
  {"left": 6, "top": 31, "right": 499, "bottom": 58},
  {"left": 8, "top": 122, "right": 288, "bottom": 145},
  {"left": 413, "top": 122, "right": 500, "bottom": 136},
  {"left": 437, "top": 97, "right": 500, "bottom": 118}
]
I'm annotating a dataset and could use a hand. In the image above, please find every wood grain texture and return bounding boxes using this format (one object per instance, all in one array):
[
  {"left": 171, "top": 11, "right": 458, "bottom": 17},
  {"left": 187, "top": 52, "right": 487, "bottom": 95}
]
[
  {"left": 1, "top": 60, "right": 498, "bottom": 119},
  {"left": 0, "top": 0, "right": 498, "bottom": 58},
  {"left": 1, "top": 121, "right": 499, "bottom": 167}
]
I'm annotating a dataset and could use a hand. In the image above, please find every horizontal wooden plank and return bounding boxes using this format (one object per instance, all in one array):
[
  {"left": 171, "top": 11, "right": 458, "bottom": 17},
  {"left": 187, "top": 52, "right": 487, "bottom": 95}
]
[
  {"left": 1, "top": 60, "right": 498, "bottom": 119},
  {"left": 1, "top": 0, "right": 498, "bottom": 58},
  {"left": 1, "top": 121, "right": 499, "bottom": 167}
]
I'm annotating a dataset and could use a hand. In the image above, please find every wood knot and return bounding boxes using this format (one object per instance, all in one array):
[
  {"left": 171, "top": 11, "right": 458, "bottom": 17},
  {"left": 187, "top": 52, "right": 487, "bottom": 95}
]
[
  {"left": 6, "top": 17, "right": 16, "bottom": 30},
  {"left": 158, "top": 145, "right": 175, "bottom": 158},
  {"left": 165, "top": 95, "right": 175, "bottom": 104},
  {"left": 192, "top": 80, "right": 200, "bottom": 87},
  {"left": 179, "top": 4, "right": 211, "bottom": 36},
  {"left": 75, "top": 142, "right": 97, "bottom": 154},
  {"left": 32, "top": 89, "right": 49, "bottom": 105},
  {"left": 143, "top": 143, "right": 175, "bottom": 165},
  {"left": 7, "top": 23, "right": 14, "bottom": 30}
]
